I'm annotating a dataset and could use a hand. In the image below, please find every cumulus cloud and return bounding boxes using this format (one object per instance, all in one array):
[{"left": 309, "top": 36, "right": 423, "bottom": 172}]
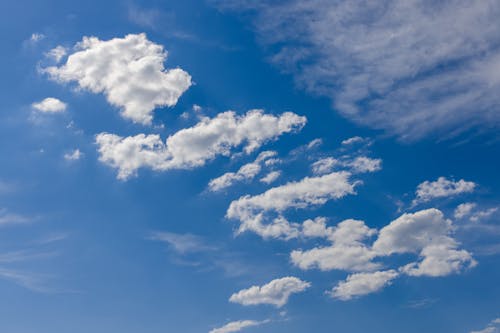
[
  {"left": 311, "top": 156, "right": 381, "bottom": 175},
  {"left": 46, "top": 46, "right": 67, "bottom": 63},
  {"left": 413, "top": 177, "right": 476, "bottom": 205},
  {"left": 44, "top": 33, "right": 191, "bottom": 125},
  {"left": 374, "top": 209, "right": 476, "bottom": 277},
  {"left": 209, "top": 320, "right": 269, "bottom": 333},
  {"left": 311, "top": 157, "right": 338, "bottom": 175},
  {"left": 291, "top": 219, "right": 378, "bottom": 272},
  {"left": 329, "top": 270, "right": 399, "bottom": 300},
  {"left": 341, "top": 136, "right": 366, "bottom": 146},
  {"left": 208, "top": 151, "right": 277, "bottom": 191},
  {"left": 455, "top": 203, "right": 477, "bottom": 219},
  {"left": 226, "top": 171, "right": 358, "bottom": 239},
  {"left": 260, "top": 170, "right": 281, "bottom": 184},
  {"left": 96, "top": 110, "right": 306, "bottom": 179},
  {"left": 229, "top": 276, "right": 310, "bottom": 307},
  {"left": 32, "top": 97, "right": 67, "bottom": 113},
  {"left": 217, "top": 0, "right": 500, "bottom": 140}
]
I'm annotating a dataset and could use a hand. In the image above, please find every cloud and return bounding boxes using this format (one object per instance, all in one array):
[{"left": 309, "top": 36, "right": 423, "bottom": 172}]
[
  {"left": 44, "top": 33, "right": 192, "bottom": 125},
  {"left": 64, "top": 149, "right": 83, "bottom": 161},
  {"left": 226, "top": 171, "right": 358, "bottom": 239},
  {"left": 209, "top": 319, "right": 269, "bottom": 333},
  {"left": 96, "top": 110, "right": 306, "bottom": 179},
  {"left": 311, "top": 157, "right": 338, "bottom": 175},
  {"left": 348, "top": 157, "right": 382, "bottom": 173},
  {"left": 46, "top": 46, "right": 67, "bottom": 63},
  {"left": 0, "top": 209, "right": 33, "bottom": 227},
  {"left": 311, "top": 156, "right": 381, "bottom": 175},
  {"left": 29, "top": 33, "right": 45, "bottom": 42},
  {"left": 471, "top": 318, "right": 500, "bottom": 333},
  {"left": 455, "top": 203, "right": 477, "bottom": 219},
  {"left": 32, "top": 97, "right": 67, "bottom": 113},
  {"left": 229, "top": 276, "right": 310, "bottom": 307},
  {"left": 329, "top": 270, "right": 399, "bottom": 301},
  {"left": 217, "top": 0, "right": 500, "bottom": 140},
  {"left": 291, "top": 219, "right": 378, "bottom": 272},
  {"left": 373, "top": 209, "right": 476, "bottom": 277},
  {"left": 149, "top": 231, "right": 215, "bottom": 254},
  {"left": 260, "top": 170, "right": 281, "bottom": 184},
  {"left": 208, "top": 151, "right": 277, "bottom": 191},
  {"left": 470, "top": 207, "right": 499, "bottom": 223},
  {"left": 413, "top": 177, "right": 476, "bottom": 205},
  {"left": 341, "top": 136, "right": 366, "bottom": 146}
]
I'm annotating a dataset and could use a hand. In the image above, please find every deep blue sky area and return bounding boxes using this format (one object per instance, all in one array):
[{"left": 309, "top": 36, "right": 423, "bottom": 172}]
[{"left": 0, "top": 1, "right": 499, "bottom": 333}]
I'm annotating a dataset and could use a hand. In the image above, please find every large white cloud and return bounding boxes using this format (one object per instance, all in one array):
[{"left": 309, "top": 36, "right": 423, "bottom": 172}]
[
  {"left": 229, "top": 276, "right": 310, "bottom": 307},
  {"left": 373, "top": 208, "right": 476, "bottom": 277},
  {"left": 217, "top": 0, "right": 500, "bottom": 139},
  {"left": 96, "top": 110, "right": 306, "bottom": 179},
  {"left": 44, "top": 33, "right": 191, "bottom": 125},
  {"left": 329, "top": 270, "right": 399, "bottom": 301},
  {"left": 209, "top": 320, "right": 268, "bottom": 333},
  {"left": 413, "top": 177, "right": 476, "bottom": 205}
]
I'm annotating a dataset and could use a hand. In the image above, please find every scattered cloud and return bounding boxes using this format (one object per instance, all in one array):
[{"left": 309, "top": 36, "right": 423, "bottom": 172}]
[
  {"left": 455, "top": 203, "right": 477, "bottom": 219},
  {"left": 413, "top": 177, "right": 476, "bottom": 205},
  {"left": 149, "top": 231, "right": 215, "bottom": 254},
  {"left": 229, "top": 276, "right": 310, "bottom": 307},
  {"left": 311, "top": 157, "right": 338, "bottom": 175},
  {"left": 32, "top": 97, "right": 67, "bottom": 113},
  {"left": 471, "top": 318, "right": 500, "bottom": 333},
  {"left": 0, "top": 209, "right": 33, "bottom": 227},
  {"left": 341, "top": 136, "right": 366, "bottom": 146},
  {"left": 96, "top": 110, "right": 306, "bottom": 179},
  {"left": 217, "top": 0, "right": 500, "bottom": 140},
  {"left": 209, "top": 319, "right": 269, "bottom": 333},
  {"left": 329, "top": 270, "right": 399, "bottom": 301},
  {"left": 208, "top": 151, "right": 277, "bottom": 191},
  {"left": 45, "top": 46, "right": 67, "bottom": 63},
  {"left": 64, "top": 149, "right": 83, "bottom": 161},
  {"left": 29, "top": 33, "right": 45, "bottom": 43},
  {"left": 44, "top": 33, "right": 192, "bottom": 125}
]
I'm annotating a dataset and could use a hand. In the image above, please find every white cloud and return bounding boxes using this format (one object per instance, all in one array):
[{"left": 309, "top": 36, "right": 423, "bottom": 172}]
[
  {"left": 44, "top": 33, "right": 192, "bottom": 125},
  {"left": 291, "top": 219, "right": 378, "bottom": 272},
  {"left": 455, "top": 202, "right": 477, "bottom": 219},
  {"left": 229, "top": 276, "right": 310, "bottom": 307},
  {"left": 470, "top": 207, "right": 499, "bottom": 223},
  {"left": 227, "top": 171, "right": 358, "bottom": 239},
  {"left": 0, "top": 209, "right": 33, "bottom": 227},
  {"left": 209, "top": 320, "right": 269, "bottom": 333},
  {"left": 341, "top": 136, "right": 365, "bottom": 145},
  {"left": 96, "top": 110, "right": 306, "bottom": 179},
  {"left": 149, "top": 231, "right": 214, "bottom": 254},
  {"left": 29, "top": 33, "right": 45, "bottom": 42},
  {"left": 311, "top": 157, "right": 338, "bottom": 175},
  {"left": 470, "top": 318, "right": 500, "bottom": 333},
  {"left": 46, "top": 46, "right": 67, "bottom": 63},
  {"left": 208, "top": 151, "right": 276, "bottom": 191},
  {"left": 260, "top": 170, "right": 281, "bottom": 184},
  {"left": 348, "top": 157, "right": 382, "bottom": 173},
  {"left": 32, "top": 97, "right": 67, "bottom": 113},
  {"left": 64, "top": 149, "right": 83, "bottom": 161},
  {"left": 218, "top": 0, "right": 500, "bottom": 139},
  {"left": 329, "top": 270, "right": 399, "bottom": 301},
  {"left": 414, "top": 177, "right": 476, "bottom": 204},
  {"left": 373, "top": 208, "right": 476, "bottom": 277}
]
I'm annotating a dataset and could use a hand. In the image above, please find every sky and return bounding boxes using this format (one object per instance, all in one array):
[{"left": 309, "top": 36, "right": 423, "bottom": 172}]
[{"left": 0, "top": 0, "right": 499, "bottom": 332}]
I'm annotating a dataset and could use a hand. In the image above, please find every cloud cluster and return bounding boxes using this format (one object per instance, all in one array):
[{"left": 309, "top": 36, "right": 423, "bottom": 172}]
[
  {"left": 229, "top": 276, "right": 310, "bottom": 307},
  {"left": 44, "top": 33, "right": 192, "bottom": 125},
  {"left": 96, "top": 110, "right": 306, "bottom": 179},
  {"left": 226, "top": 171, "right": 358, "bottom": 239},
  {"left": 218, "top": 0, "right": 500, "bottom": 139},
  {"left": 311, "top": 156, "right": 381, "bottom": 175}
]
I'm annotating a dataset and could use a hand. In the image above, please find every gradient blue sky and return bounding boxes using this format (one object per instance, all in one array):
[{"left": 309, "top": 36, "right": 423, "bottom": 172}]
[{"left": 1, "top": 1, "right": 499, "bottom": 333}]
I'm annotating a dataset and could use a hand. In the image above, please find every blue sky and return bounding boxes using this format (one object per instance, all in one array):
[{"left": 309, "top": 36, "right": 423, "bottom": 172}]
[{"left": 1, "top": 1, "right": 499, "bottom": 332}]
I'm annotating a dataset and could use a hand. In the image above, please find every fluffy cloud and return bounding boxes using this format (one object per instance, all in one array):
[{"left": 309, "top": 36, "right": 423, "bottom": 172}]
[
  {"left": 96, "top": 110, "right": 306, "bottom": 179},
  {"left": 217, "top": 0, "right": 500, "bottom": 139},
  {"left": 470, "top": 318, "right": 500, "bottom": 333},
  {"left": 44, "top": 33, "right": 191, "bottom": 125},
  {"left": 373, "top": 209, "right": 476, "bottom": 277},
  {"left": 209, "top": 320, "right": 269, "bottom": 333},
  {"left": 208, "top": 151, "right": 277, "bottom": 191},
  {"left": 229, "top": 276, "right": 310, "bottom": 307},
  {"left": 414, "top": 177, "right": 476, "bottom": 204},
  {"left": 227, "top": 171, "right": 358, "bottom": 239},
  {"left": 329, "top": 270, "right": 399, "bottom": 300},
  {"left": 348, "top": 157, "right": 382, "bottom": 173},
  {"left": 455, "top": 203, "right": 477, "bottom": 219},
  {"left": 46, "top": 46, "right": 67, "bottom": 63},
  {"left": 311, "top": 156, "right": 381, "bottom": 175},
  {"left": 291, "top": 219, "right": 378, "bottom": 272},
  {"left": 311, "top": 157, "right": 338, "bottom": 175},
  {"left": 32, "top": 97, "right": 67, "bottom": 113}
]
